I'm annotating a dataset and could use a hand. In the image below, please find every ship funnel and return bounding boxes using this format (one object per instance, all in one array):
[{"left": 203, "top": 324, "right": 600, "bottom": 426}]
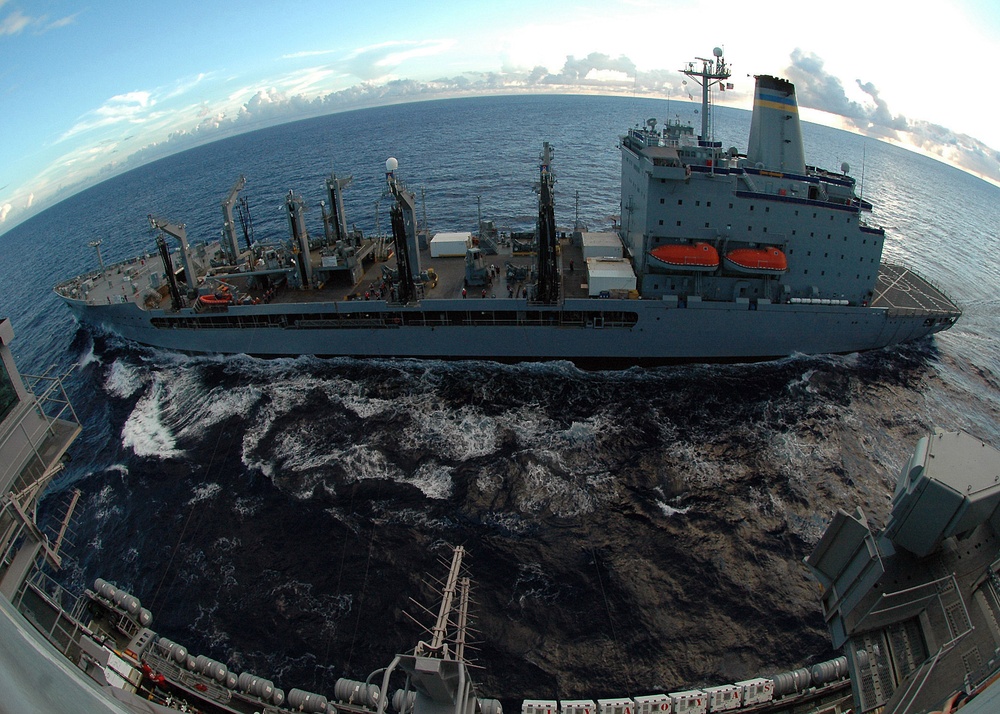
[{"left": 746, "top": 75, "right": 806, "bottom": 174}]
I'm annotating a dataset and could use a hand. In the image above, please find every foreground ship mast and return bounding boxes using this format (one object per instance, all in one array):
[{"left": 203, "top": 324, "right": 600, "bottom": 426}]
[{"left": 378, "top": 546, "right": 500, "bottom": 714}]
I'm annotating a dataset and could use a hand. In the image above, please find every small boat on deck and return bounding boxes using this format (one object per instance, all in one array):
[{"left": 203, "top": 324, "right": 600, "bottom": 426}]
[
  {"left": 724, "top": 247, "right": 788, "bottom": 274},
  {"left": 648, "top": 242, "right": 720, "bottom": 271}
]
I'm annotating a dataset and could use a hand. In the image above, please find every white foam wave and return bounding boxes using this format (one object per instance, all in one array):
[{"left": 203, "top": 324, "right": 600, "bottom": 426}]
[
  {"left": 233, "top": 496, "right": 263, "bottom": 518},
  {"left": 407, "top": 462, "right": 454, "bottom": 499},
  {"left": 337, "top": 390, "right": 394, "bottom": 419},
  {"left": 77, "top": 341, "right": 100, "bottom": 369},
  {"left": 399, "top": 403, "right": 500, "bottom": 461},
  {"left": 657, "top": 501, "right": 691, "bottom": 517},
  {"left": 338, "top": 445, "right": 402, "bottom": 484},
  {"left": 121, "top": 378, "right": 182, "bottom": 458},
  {"left": 105, "top": 360, "right": 147, "bottom": 398},
  {"left": 92, "top": 482, "right": 123, "bottom": 523},
  {"left": 186, "top": 482, "right": 221, "bottom": 506},
  {"left": 516, "top": 459, "right": 597, "bottom": 517}
]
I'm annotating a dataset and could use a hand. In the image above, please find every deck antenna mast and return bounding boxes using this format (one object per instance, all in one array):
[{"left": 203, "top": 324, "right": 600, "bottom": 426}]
[
  {"left": 681, "top": 46, "right": 731, "bottom": 170},
  {"left": 87, "top": 239, "right": 106, "bottom": 275},
  {"left": 858, "top": 142, "right": 867, "bottom": 214},
  {"left": 376, "top": 546, "right": 501, "bottom": 714}
]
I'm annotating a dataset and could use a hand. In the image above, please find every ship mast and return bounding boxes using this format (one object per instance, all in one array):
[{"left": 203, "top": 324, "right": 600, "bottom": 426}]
[
  {"left": 534, "top": 142, "right": 559, "bottom": 304},
  {"left": 375, "top": 546, "right": 501, "bottom": 714},
  {"left": 681, "top": 47, "right": 731, "bottom": 143},
  {"left": 385, "top": 157, "right": 422, "bottom": 304}
]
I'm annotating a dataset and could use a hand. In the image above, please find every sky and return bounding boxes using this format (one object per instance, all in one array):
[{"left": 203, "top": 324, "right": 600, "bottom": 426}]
[{"left": 2, "top": 0, "right": 999, "bottom": 234}]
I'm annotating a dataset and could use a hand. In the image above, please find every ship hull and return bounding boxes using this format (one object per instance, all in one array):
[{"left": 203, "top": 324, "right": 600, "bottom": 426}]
[{"left": 58, "top": 292, "right": 954, "bottom": 365}]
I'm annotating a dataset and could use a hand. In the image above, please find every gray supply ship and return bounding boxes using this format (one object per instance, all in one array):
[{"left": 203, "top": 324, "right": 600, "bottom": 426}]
[
  {"left": 53, "top": 50, "right": 961, "bottom": 364},
  {"left": 4, "top": 313, "right": 1000, "bottom": 714}
]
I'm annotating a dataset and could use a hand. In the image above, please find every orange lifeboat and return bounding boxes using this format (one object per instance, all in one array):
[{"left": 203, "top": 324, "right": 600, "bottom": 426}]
[
  {"left": 724, "top": 246, "right": 787, "bottom": 274},
  {"left": 197, "top": 291, "right": 234, "bottom": 307},
  {"left": 648, "top": 242, "right": 719, "bottom": 272}
]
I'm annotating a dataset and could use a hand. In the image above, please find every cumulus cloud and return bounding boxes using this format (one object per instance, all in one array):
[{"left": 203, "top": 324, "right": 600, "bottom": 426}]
[
  {"left": 3, "top": 46, "right": 998, "bottom": 233},
  {"left": 785, "top": 48, "right": 999, "bottom": 183}
]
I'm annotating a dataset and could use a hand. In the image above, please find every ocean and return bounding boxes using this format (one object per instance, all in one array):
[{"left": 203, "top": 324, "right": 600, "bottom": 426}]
[{"left": 1, "top": 94, "right": 999, "bottom": 706}]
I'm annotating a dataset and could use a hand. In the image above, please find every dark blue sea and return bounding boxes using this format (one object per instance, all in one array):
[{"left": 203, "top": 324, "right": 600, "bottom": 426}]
[{"left": 1, "top": 95, "right": 999, "bottom": 704}]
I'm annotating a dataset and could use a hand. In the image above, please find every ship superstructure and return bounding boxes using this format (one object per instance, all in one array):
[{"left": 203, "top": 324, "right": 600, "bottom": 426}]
[
  {"left": 622, "top": 55, "right": 882, "bottom": 309},
  {"left": 53, "top": 50, "right": 960, "bottom": 364},
  {"left": 807, "top": 430, "right": 1000, "bottom": 714}
]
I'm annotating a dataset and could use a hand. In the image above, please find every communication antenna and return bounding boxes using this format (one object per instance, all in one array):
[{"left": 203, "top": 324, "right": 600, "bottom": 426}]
[
  {"left": 680, "top": 46, "right": 731, "bottom": 145},
  {"left": 858, "top": 143, "right": 867, "bottom": 213},
  {"left": 88, "top": 239, "right": 105, "bottom": 274}
]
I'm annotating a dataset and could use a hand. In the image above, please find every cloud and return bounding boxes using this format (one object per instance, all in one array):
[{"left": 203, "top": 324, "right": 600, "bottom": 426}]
[
  {"left": 784, "top": 48, "right": 999, "bottom": 183},
  {"left": 0, "top": 8, "right": 77, "bottom": 35},
  {"left": 59, "top": 91, "right": 155, "bottom": 141},
  {"left": 785, "top": 48, "right": 911, "bottom": 137},
  {"left": 44, "top": 13, "right": 78, "bottom": 31},
  {"left": 4, "top": 46, "right": 998, "bottom": 234},
  {"left": 282, "top": 49, "right": 338, "bottom": 60},
  {"left": 342, "top": 39, "right": 457, "bottom": 81},
  {"left": 517, "top": 52, "right": 640, "bottom": 88},
  {"left": 0, "top": 9, "right": 30, "bottom": 35}
]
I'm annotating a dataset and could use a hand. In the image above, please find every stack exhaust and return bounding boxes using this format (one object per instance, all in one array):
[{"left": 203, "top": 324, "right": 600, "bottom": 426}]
[{"left": 747, "top": 75, "right": 806, "bottom": 173}]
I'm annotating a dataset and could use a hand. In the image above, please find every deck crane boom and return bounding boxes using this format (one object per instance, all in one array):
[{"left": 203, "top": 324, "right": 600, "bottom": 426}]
[{"left": 220, "top": 175, "right": 247, "bottom": 265}]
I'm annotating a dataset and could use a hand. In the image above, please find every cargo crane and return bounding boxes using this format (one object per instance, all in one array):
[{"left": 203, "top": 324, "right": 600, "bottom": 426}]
[
  {"left": 220, "top": 175, "right": 246, "bottom": 265},
  {"left": 386, "top": 157, "right": 421, "bottom": 304},
  {"left": 285, "top": 191, "right": 312, "bottom": 288},
  {"left": 323, "top": 172, "right": 352, "bottom": 245},
  {"left": 148, "top": 215, "right": 198, "bottom": 297},
  {"left": 534, "top": 142, "right": 559, "bottom": 304}
]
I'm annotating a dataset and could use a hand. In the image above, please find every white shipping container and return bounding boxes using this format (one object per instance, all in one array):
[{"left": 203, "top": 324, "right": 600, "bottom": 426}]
[
  {"left": 597, "top": 697, "right": 634, "bottom": 714},
  {"left": 703, "top": 685, "right": 740, "bottom": 712},
  {"left": 735, "top": 678, "right": 774, "bottom": 706},
  {"left": 633, "top": 693, "right": 671, "bottom": 714},
  {"left": 429, "top": 232, "right": 471, "bottom": 257},
  {"left": 667, "top": 691, "right": 706, "bottom": 714},
  {"left": 560, "top": 700, "right": 596, "bottom": 714},
  {"left": 586, "top": 258, "right": 636, "bottom": 297},
  {"left": 522, "top": 701, "right": 558, "bottom": 714},
  {"left": 582, "top": 232, "right": 623, "bottom": 260}
]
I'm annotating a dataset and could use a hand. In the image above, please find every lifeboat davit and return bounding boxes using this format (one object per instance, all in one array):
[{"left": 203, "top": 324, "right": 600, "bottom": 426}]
[
  {"left": 724, "top": 246, "right": 788, "bottom": 274},
  {"left": 648, "top": 242, "right": 719, "bottom": 272}
]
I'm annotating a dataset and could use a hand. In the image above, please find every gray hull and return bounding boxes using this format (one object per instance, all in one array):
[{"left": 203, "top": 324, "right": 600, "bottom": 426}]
[{"left": 61, "top": 292, "right": 953, "bottom": 364}]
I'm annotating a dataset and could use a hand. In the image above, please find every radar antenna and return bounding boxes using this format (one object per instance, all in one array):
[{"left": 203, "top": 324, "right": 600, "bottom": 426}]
[{"left": 681, "top": 47, "right": 731, "bottom": 143}]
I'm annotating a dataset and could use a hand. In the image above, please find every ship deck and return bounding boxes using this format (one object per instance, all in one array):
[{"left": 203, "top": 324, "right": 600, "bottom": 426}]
[
  {"left": 56, "top": 239, "right": 960, "bottom": 320},
  {"left": 264, "top": 235, "right": 592, "bottom": 305},
  {"left": 870, "top": 263, "right": 961, "bottom": 316},
  {"left": 56, "top": 236, "right": 594, "bottom": 307}
]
